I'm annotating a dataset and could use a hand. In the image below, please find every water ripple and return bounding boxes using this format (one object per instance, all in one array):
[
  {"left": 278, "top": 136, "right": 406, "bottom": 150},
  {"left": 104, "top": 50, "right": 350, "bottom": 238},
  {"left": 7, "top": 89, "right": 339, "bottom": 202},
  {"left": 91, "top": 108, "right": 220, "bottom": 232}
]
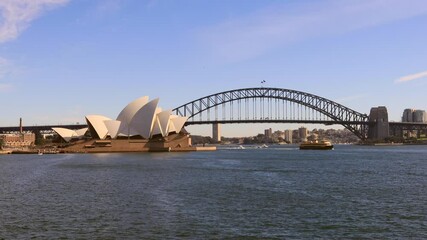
[{"left": 0, "top": 145, "right": 426, "bottom": 239}]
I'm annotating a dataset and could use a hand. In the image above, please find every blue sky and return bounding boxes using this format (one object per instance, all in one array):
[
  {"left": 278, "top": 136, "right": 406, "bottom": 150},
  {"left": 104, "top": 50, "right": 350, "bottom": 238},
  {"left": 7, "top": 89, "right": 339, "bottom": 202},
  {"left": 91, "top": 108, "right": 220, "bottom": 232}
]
[{"left": 0, "top": 0, "right": 427, "bottom": 137}]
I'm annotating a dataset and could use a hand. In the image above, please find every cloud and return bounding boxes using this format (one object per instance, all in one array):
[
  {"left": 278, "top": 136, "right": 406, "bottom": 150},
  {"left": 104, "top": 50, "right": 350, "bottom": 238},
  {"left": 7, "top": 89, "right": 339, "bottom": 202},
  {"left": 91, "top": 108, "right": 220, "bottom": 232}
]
[
  {"left": 395, "top": 70, "right": 427, "bottom": 83},
  {"left": 199, "top": 0, "right": 427, "bottom": 62},
  {"left": 0, "top": 0, "right": 69, "bottom": 43},
  {"left": 0, "top": 83, "right": 13, "bottom": 92}
]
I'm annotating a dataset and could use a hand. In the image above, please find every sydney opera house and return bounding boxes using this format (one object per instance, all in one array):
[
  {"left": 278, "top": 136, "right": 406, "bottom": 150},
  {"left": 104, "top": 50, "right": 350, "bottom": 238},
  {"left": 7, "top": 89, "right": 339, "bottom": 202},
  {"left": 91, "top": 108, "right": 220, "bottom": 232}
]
[{"left": 52, "top": 96, "right": 208, "bottom": 152}]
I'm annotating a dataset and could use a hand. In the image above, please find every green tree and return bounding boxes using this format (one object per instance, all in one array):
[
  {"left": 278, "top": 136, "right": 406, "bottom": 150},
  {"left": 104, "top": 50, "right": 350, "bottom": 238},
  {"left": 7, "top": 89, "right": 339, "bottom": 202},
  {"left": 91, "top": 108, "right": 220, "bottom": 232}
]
[{"left": 34, "top": 131, "right": 45, "bottom": 146}]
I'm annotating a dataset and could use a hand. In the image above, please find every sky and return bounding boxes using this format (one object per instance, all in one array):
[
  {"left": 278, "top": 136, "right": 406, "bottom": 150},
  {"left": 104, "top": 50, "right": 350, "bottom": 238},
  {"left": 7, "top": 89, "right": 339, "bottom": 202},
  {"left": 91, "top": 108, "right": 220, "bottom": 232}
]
[{"left": 0, "top": 0, "right": 427, "bottom": 137}]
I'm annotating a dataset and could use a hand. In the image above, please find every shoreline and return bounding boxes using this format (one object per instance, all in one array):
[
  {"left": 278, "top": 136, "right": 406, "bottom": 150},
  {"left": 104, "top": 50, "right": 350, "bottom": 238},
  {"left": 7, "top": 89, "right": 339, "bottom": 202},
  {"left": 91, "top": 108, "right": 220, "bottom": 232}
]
[{"left": 6, "top": 146, "right": 217, "bottom": 154}]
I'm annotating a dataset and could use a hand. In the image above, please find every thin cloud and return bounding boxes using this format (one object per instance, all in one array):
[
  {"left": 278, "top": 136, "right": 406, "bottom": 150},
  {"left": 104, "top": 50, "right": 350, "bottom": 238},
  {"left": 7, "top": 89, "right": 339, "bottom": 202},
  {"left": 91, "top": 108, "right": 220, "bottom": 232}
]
[
  {"left": 395, "top": 70, "right": 427, "bottom": 83},
  {"left": 0, "top": 0, "right": 69, "bottom": 43},
  {"left": 199, "top": 0, "right": 427, "bottom": 62},
  {"left": 0, "top": 83, "right": 13, "bottom": 92}
]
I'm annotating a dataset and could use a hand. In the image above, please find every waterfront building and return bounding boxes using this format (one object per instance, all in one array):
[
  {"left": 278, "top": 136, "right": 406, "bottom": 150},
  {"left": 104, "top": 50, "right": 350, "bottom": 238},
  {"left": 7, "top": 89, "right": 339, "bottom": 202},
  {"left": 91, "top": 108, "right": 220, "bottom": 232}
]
[
  {"left": 274, "top": 130, "right": 284, "bottom": 139},
  {"left": 0, "top": 118, "right": 36, "bottom": 149},
  {"left": 52, "top": 96, "right": 188, "bottom": 142},
  {"left": 413, "top": 110, "right": 427, "bottom": 123},
  {"left": 402, "top": 109, "right": 414, "bottom": 122},
  {"left": 298, "top": 127, "right": 308, "bottom": 142},
  {"left": 402, "top": 108, "right": 427, "bottom": 123},
  {"left": 273, "top": 130, "right": 285, "bottom": 142},
  {"left": 284, "top": 129, "right": 292, "bottom": 143},
  {"left": 0, "top": 132, "right": 35, "bottom": 148},
  {"left": 48, "top": 96, "right": 203, "bottom": 153},
  {"left": 264, "top": 128, "right": 272, "bottom": 141}
]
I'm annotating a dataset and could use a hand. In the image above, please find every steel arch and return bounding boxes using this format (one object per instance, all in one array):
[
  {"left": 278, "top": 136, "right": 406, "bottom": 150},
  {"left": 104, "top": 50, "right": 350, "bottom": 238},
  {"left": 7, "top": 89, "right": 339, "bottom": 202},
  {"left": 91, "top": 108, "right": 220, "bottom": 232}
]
[{"left": 172, "top": 87, "right": 369, "bottom": 139}]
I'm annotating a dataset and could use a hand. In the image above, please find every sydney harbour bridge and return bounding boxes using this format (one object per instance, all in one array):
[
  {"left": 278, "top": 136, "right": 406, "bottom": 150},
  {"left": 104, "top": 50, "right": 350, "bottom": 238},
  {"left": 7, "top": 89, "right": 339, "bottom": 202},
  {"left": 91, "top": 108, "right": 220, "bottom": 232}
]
[{"left": 1, "top": 87, "right": 426, "bottom": 141}]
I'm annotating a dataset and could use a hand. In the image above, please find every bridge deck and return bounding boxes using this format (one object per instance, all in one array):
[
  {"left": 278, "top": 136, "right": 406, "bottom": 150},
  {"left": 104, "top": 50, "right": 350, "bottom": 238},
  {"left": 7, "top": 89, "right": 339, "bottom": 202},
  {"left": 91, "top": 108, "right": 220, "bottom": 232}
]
[
  {"left": 1, "top": 121, "right": 426, "bottom": 133},
  {"left": 0, "top": 124, "right": 87, "bottom": 133}
]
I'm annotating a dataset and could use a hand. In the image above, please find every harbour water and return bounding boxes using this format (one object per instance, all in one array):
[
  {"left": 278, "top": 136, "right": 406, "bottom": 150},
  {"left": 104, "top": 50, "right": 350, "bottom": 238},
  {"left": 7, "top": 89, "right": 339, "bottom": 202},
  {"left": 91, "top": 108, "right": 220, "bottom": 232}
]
[{"left": 0, "top": 145, "right": 426, "bottom": 239}]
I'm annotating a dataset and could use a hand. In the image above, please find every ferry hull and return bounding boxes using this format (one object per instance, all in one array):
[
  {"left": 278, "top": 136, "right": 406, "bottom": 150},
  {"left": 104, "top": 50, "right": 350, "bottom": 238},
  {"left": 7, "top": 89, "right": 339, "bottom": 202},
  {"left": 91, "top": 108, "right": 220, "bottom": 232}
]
[{"left": 299, "top": 145, "right": 334, "bottom": 150}]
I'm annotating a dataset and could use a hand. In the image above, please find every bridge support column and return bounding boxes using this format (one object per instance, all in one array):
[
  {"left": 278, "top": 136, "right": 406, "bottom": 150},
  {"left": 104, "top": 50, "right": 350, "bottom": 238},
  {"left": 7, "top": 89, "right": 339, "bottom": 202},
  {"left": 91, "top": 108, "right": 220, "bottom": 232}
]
[
  {"left": 212, "top": 123, "right": 221, "bottom": 143},
  {"left": 368, "top": 106, "right": 389, "bottom": 141}
]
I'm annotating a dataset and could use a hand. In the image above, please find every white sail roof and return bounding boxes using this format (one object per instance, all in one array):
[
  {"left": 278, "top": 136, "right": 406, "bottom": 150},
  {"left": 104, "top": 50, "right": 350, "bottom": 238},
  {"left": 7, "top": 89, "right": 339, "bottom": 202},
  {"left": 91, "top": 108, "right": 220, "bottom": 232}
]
[
  {"left": 157, "top": 110, "right": 172, "bottom": 137},
  {"left": 104, "top": 120, "right": 121, "bottom": 139},
  {"left": 52, "top": 127, "right": 87, "bottom": 142},
  {"left": 116, "top": 96, "right": 149, "bottom": 136},
  {"left": 151, "top": 118, "right": 162, "bottom": 136},
  {"left": 170, "top": 116, "right": 188, "bottom": 134},
  {"left": 85, "top": 115, "right": 111, "bottom": 139},
  {"left": 168, "top": 116, "right": 177, "bottom": 133},
  {"left": 52, "top": 127, "right": 77, "bottom": 142},
  {"left": 81, "top": 96, "right": 187, "bottom": 140},
  {"left": 129, "top": 98, "right": 159, "bottom": 139},
  {"left": 75, "top": 128, "right": 88, "bottom": 137}
]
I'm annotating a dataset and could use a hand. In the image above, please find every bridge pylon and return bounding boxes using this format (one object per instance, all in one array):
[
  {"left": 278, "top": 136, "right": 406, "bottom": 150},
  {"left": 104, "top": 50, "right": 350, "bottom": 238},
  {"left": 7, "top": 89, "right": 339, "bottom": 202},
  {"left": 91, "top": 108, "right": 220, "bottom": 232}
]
[
  {"left": 367, "top": 106, "right": 389, "bottom": 140},
  {"left": 212, "top": 123, "right": 221, "bottom": 143}
]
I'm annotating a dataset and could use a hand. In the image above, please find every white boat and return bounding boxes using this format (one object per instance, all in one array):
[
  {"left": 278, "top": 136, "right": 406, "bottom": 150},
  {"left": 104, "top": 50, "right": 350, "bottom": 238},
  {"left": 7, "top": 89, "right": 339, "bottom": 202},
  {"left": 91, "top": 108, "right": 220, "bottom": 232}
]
[{"left": 256, "top": 144, "right": 268, "bottom": 148}]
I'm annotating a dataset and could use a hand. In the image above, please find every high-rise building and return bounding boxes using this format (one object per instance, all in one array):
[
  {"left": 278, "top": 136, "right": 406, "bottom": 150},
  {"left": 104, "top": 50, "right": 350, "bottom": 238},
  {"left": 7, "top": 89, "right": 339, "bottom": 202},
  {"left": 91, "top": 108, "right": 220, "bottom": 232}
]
[
  {"left": 264, "top": 128, "right": 272, "bottom": 141},
  {"left": 402, "top": 109, "right": 414, "bottom": 122},
  {"left": 413, "top": 110, "right": 427, "bottom": 123},
  {"left": 402, "top": 109, "right": 427, "bottom": 122},
  {"left": 298, "top": 127, "right": 308, "bottom": 142},
  {"left": 284, "top": 129, "right": 292, "bottom": 143}
]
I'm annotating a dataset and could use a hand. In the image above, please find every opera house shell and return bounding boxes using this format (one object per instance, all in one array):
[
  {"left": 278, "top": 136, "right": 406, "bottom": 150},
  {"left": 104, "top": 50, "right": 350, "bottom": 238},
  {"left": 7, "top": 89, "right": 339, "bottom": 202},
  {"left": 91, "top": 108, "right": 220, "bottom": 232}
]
[
  {"left": 53, "top": 96, "right": 188, "bottom": 142},
  {"left": 51, "top": 127, "right": 88, "bottom": 142}
]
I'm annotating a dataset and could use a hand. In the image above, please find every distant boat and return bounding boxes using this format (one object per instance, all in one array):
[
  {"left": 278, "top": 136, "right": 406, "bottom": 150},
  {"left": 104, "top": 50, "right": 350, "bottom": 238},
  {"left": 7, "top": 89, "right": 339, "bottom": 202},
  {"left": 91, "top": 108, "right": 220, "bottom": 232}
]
[
  {"left": 238, "top": 145, "right": 245, "bottom": 149},
  {"left": 256, "top": 144, "right": 268, "bottom": 148},
  {"left": 299, "top": 140, "right": 333, "bottom": 150},
  {"left": 373, "top": 143, "right": 403, "bottom": 146},
  {"left": 0, "top": 150, "right": 12, "bottom": 154}
]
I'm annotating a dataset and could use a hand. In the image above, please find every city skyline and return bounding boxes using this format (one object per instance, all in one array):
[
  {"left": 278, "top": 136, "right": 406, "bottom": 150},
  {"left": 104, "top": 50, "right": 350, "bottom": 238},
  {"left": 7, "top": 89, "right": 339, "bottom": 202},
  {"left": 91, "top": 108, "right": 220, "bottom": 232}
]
[{"left": 1, "top": 0, "right": 427, "bottom": 137}]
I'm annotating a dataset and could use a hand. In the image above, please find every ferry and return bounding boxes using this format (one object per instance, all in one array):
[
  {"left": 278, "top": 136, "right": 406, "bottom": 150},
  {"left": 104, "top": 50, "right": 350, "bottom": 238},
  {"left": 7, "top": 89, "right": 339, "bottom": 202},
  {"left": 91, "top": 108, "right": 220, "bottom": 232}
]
[
  {"left": 0, "top": 150, "right": 12, "bottom": 154},
  {"left": 299, "top": 140, "right": 333, "bottom": 150}
]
